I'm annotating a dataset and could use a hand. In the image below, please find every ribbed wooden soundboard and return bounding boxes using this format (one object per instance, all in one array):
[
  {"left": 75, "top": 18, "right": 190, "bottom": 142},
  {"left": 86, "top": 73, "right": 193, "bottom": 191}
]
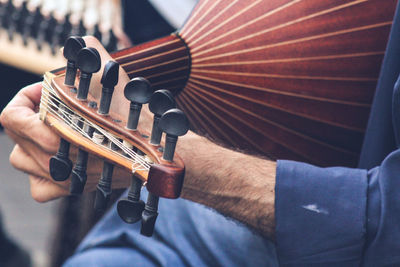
[{"left": 174, "top": 0, "right": 397, "bottom": 167}]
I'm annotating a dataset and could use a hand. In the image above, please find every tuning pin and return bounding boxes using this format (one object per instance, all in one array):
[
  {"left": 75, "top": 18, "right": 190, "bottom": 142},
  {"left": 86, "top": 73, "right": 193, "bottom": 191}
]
[
  {"left": 140, "top": 193, "right": 159, "bottom": 237},
  {"left": 94, "top": 162, "right": 114, "bottom": 212},
  {"left": 117, "top": 146, "right": 146, "bottom": 223},
  {"left": 70, "top": 124, "right": 95, "bottom": 194},
  {"left": 139, "top": 108, "right": 188, "bottom": 236},
  {"left": 94, "top": 140, "right": 118, "bottom": 212},
  {"left": 76, "top": 47, "right": 101, "bottom": 100},
  {"left": 99, "top": 61, "right": 119, "bottom": 115},
  {"left": 49, "top": 138, "right": 72, "bottom": 181},
  {"left": 124, "top": 77, "right": 153, "bottom": 130},
  {"left": 159, "top": 109, "right": 190, "bottom": 161},
  {"left": 117, "top": 175, "right": 145, "bottom": 224},
  {"left": 148, "top": 90, "right": 176, "bottom": 145},
  {"left": 50, "top": 105, "right": 73, "bottom": 181},
  {"left": 139, "top": 102, "right": 178, "bottom": 237},
  {"left": 63, "top": 36, "right": 86, "bottom": 86}
]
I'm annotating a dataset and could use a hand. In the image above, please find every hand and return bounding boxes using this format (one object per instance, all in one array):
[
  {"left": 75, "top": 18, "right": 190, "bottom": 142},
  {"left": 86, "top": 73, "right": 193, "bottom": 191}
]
[{"left": 0, "top": 36, "right": 137, "bottom": 202}]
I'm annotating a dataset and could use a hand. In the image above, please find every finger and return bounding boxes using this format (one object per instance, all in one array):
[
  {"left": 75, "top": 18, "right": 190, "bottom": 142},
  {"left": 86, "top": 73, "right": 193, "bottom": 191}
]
[
  {"left": 0, "top": 84, "right": 59, "bottom": 152},
  {"left": 9, "top": 144, "right": 71, "bottom": 189},
  {"left": 2, "top": 82, "right": 42, "bottom": 111},
  {"left": 29, "top": 175, "right": 69, "bottom": 203},
  {"left": 7, "top": 132, "right": 56, "bottom": 174}
]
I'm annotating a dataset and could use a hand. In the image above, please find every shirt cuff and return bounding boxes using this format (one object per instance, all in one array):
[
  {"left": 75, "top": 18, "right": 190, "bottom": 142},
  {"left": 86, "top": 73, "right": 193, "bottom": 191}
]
[{"left": 275, "top": 160, "right": 368, "bottom": 266}]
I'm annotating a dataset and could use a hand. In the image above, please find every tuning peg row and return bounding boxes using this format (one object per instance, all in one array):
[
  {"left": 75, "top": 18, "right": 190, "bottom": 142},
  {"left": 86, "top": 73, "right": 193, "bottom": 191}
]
[{"left": 49, "top": 36, "right": 86, "bottom": 182}]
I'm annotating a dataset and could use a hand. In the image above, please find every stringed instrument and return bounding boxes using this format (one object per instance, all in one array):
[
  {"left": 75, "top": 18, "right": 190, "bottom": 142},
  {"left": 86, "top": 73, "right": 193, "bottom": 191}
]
[
  {"left": 0, "top": 0, "right": 127, "bottom": 74},
  {"left": 39, "top": 0, "right": 397, "bottom": 236},
  {"left": 116, "top": 0, "right": 397, "bottom": 168}
]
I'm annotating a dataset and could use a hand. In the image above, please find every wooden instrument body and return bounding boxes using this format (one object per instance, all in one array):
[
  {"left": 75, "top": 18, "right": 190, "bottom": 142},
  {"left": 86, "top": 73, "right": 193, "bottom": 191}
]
[{"left": 112, "top": 0, "right": 398, "bottom": 167}]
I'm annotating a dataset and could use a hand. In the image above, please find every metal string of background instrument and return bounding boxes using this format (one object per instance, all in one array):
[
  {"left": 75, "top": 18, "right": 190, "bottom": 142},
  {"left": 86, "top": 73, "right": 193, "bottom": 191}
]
[{"left": 0, "top": 0, "right": 129, "bottom": 74}]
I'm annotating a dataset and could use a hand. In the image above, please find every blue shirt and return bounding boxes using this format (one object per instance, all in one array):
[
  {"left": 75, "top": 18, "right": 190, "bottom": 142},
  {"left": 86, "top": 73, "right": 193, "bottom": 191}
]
[{"left": 276, "top": 1, "right": 400, "bottom": 265}]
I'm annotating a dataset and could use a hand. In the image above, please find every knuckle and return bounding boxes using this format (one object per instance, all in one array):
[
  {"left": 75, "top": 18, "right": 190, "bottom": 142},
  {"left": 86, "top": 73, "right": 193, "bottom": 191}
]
[
  {"left": 29, "top": 182, "right": 47, "bottom": 203},
  {"left": 0, "top": 108, "right": 10, "bottom": 128},
  {"left": 31, "top": 189, "right": 45, "bottom": 203},
  {"left": 83, "top": 36, "right": 102, "bottom": 47},
  {"left": 9, "top": 146, "right": 20, "bottom": 169}
]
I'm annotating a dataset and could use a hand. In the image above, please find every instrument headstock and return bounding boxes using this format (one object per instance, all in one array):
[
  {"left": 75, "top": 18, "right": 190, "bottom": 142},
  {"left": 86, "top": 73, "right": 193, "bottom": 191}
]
[{"left": 39, "top": 36, "right": 188, "bottom": 236}]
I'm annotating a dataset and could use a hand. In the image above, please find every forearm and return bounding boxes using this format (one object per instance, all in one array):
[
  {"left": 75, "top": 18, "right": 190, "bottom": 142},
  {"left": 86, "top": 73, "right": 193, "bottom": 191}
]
[{"left": 177, "top": 132, "right": 276, "bottom": 238}]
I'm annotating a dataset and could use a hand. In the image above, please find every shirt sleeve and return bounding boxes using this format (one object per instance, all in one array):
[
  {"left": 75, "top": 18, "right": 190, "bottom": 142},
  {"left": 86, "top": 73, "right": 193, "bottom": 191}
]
[{"left": 275, "top": 149, "right": 400, "bottom": 266}]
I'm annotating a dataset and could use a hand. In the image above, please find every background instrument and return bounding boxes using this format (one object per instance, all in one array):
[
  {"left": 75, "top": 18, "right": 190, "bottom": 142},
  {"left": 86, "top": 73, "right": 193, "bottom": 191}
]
[{"left": 0, "top": 0, "right": 128, "bottom": 74}]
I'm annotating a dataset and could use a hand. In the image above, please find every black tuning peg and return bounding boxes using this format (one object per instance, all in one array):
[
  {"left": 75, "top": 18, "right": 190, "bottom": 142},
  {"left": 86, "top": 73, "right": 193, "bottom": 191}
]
[
  {"left": 159, "top": 109, "right": 190, "bottom": 161},
  {"left": 99, "top": 61, "right": 119, "bottom": 115},
  {"left": 70, "top": 150, "right": 88, "bottom": 194},
  {"left": 124, "top": 77, "right": 154, "bottom": 130},
  {"left": 63, "top": 36, "right": 86, "bottom": 86},
  {"left": 140, "top": 90, "right": 176, "bottom": 236},
  {"left": 94, "top": 141, "right": 118, "bottom": 211},
  {"left": 140, "top": 193, "right": 159, "bottom": 237},
  {"left": 50, "top": 105, "right": 73, "bottom": 181},
  {"left": 117, "top": 175, "right": 145, "bottom": 224},
  {"left": 70, "top": 124, "right": 95, "bottom": 194},
  {"left": 49, "top": 138, "right": 72, "bottom": 181},
  {"left": 148, "top": 90, "right": 176, "bottom": 145},
  {"left": 76, "top": 47, "right": 101, "bottom": 100}
]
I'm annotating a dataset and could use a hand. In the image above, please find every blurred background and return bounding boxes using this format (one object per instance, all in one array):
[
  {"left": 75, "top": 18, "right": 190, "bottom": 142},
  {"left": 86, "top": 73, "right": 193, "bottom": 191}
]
[{"left": 0, "top": 0, "right": 196, "bottom": 266}]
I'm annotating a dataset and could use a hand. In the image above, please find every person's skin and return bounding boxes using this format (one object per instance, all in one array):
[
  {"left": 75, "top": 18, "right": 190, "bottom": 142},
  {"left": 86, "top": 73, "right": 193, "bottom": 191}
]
[{"left": 0, "top": 37, "right": 277, "bottom": 239}]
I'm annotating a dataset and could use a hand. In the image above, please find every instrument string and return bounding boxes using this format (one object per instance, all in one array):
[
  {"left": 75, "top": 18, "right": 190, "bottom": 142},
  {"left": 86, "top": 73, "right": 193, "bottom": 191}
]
[
  {"left": 40, "top": 96, "right": 151, "bottom": 171},
  {"left": 40, "top": 83, "right": 151, "bottom": 171}
]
